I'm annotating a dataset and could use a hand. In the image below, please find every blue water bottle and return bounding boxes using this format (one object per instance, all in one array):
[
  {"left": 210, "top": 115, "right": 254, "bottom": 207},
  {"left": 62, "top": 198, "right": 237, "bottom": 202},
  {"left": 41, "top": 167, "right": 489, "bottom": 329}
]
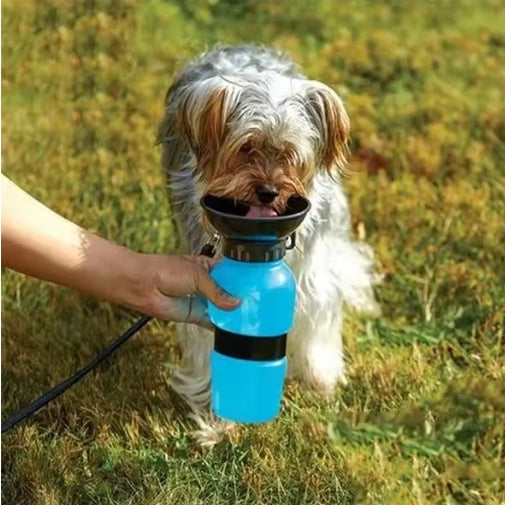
[{"left": 200, "top": 195, "right": 311, "bottom": 423}]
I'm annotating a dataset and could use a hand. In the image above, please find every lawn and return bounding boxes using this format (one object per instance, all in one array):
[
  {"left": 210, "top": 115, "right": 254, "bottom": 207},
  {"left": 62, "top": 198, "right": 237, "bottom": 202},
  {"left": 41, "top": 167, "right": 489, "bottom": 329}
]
[{"left": 1, "top": 0, "right": 504, "bottom": 504}]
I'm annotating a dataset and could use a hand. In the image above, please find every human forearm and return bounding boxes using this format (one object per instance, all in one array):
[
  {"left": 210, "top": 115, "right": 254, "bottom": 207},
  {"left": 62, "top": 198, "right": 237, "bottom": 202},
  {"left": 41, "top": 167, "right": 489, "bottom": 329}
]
[
  {"left": 1, "top": 175, "right": 145, "bottom": 310},
  {"left": 1, "top": 174, "right": 239, "bottom": 326}
]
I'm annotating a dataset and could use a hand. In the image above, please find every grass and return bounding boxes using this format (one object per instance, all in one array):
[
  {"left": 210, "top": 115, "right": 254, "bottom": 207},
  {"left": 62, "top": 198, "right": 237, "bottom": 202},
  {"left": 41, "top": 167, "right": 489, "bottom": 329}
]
[{"left": 1, "top": 0, "right": 504, "bottom": 504}]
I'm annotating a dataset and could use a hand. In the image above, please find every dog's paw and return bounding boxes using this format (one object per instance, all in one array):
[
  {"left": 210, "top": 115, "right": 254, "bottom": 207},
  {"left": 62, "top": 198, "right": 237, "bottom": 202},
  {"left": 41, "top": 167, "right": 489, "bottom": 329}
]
[
  {"left": 302, "top": 344, "right": 347, "bottom": 395},
  {"left": 189, "top": 412, "right": 236, "bottom": 448}
]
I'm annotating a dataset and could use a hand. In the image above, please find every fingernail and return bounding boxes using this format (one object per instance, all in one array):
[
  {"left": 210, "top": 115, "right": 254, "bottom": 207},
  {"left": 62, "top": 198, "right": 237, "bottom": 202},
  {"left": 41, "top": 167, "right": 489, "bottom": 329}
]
[{"left": 223, "top": 292, "right": 241, "bottom": 305}]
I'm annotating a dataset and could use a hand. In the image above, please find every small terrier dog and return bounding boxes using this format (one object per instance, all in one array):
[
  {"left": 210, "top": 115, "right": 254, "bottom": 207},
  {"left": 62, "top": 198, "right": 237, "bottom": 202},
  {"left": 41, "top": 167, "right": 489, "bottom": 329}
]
[{"left": 157, "top": 44, "right": 379, "bottom": 445}]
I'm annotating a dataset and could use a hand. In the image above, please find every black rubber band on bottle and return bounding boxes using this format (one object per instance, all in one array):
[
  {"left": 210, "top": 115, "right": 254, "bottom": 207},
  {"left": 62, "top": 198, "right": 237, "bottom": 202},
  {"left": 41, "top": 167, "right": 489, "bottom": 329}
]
[{"left": 214, "top": 328, "right": 287, "bottom": 361}]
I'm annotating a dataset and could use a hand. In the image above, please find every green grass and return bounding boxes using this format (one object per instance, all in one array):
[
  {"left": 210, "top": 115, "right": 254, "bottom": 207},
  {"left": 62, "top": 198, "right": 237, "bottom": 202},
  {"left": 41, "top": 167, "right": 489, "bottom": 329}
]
[{"left": 2, "top": 0, "right": 504, "bottom": 504}]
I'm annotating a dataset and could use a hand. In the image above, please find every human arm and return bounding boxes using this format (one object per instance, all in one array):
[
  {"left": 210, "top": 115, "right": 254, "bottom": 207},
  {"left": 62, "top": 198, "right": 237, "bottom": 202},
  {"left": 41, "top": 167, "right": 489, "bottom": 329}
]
[{"left": 1, "top": 174, "right": 238, "bottom": 328}]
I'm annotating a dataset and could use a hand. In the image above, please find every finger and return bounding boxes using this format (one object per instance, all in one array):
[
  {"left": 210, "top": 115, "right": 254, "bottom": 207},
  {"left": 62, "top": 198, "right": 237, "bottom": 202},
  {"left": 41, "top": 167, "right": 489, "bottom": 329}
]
[
  {"left": 186, "top": 295, "right": 215, "bottom": 330},
  {"left": 156, "top": 295, "right": 214, "bottom": 330},
  {"left": 194, "top": 265, "right": 241, "bottom": 310},
  {"left": 191, "top": 255, "right": 219, "bottom": 271}
]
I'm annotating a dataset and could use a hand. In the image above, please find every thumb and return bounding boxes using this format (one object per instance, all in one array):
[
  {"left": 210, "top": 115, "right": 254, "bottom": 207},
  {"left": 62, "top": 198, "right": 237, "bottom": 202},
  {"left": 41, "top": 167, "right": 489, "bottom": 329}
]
[{"left": 194, "top": 266, "right": 241, "bottom": 310}]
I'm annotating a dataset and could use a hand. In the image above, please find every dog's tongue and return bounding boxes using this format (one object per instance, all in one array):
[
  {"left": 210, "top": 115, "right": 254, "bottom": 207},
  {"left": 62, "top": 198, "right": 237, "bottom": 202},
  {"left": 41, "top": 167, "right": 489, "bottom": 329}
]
[{"left": 246, "top": 205, "right": 278, "bottom": 218}]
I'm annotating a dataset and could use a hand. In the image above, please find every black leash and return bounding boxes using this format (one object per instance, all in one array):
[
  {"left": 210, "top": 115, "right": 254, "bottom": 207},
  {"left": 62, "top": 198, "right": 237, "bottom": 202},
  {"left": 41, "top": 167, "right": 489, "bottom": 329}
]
[
  {"left": 1, "top": 315, "right": 152, "bottom": 434},
  {"left": 1, "top": 239, "right": 219, "bottom": 434}
]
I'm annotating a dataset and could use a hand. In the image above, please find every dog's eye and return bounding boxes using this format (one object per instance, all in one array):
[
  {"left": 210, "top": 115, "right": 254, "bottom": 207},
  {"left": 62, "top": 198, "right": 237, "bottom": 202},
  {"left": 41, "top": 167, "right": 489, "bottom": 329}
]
[{"left": 239, "top": 142, "right": 253, "bottom": 155}]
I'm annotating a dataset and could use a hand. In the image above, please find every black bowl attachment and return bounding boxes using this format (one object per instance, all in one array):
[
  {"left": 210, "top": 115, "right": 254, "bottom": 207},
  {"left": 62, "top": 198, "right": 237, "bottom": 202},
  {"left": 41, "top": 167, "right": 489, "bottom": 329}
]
[{"left": 200, "top": 195, "right": 311, "bottom": 241}]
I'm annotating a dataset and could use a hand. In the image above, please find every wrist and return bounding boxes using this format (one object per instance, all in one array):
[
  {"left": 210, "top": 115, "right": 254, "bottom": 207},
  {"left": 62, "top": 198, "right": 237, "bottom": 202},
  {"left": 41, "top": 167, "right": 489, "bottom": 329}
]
[
  {"left": 108, "top": 248, "right": 153, "bottom": 314},
  {"left": 68, "top": 230, "right": 152, "bottom": 315}
]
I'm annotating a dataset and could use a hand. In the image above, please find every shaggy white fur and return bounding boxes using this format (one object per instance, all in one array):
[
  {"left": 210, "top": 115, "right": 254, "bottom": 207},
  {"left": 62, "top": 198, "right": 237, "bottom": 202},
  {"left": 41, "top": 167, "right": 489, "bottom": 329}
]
[{"left": 157, "top": 44, "right": 379, "bottom": 445}]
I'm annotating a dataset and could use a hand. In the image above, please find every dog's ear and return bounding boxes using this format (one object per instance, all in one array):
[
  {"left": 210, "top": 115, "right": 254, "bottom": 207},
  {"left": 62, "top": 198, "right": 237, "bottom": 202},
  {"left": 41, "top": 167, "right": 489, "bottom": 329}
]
[
  {"left": 303, "top": 81, "right": 350, "bottom": 175},
  {"left": 174, "top": 78, "right": 243, "bottom": 173}
]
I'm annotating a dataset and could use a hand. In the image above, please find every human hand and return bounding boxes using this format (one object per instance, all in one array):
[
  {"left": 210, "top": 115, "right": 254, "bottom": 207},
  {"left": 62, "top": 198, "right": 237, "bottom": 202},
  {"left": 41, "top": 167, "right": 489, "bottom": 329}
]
[
  {"left": 126, "top": 253, "right": 240, "bottom": 330},
  {"left": 2, "top": 174, "right": 238, "bottom": 329}
]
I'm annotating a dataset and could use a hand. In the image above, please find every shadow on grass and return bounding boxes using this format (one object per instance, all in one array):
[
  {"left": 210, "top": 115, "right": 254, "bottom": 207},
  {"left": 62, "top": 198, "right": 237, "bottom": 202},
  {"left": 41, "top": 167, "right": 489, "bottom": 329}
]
[{"left": 1, "top": 273, "right": 189, "bottom": 437}]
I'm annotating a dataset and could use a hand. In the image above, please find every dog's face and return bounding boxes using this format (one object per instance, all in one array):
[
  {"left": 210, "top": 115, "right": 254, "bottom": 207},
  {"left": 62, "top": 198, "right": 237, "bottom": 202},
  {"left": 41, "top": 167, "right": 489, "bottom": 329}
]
[{"left": 174, "top": 74, "right": 350, "bottom": 217}]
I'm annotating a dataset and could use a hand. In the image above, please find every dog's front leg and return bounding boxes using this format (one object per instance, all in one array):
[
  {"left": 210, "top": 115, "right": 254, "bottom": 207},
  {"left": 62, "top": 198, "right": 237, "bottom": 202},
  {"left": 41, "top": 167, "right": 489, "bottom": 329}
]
[
  {"left": 286, "top": 298, "right": 347, "bottom": 396},
  {"left": 170, "top": 323, "right": 235, "bottom": 446}
]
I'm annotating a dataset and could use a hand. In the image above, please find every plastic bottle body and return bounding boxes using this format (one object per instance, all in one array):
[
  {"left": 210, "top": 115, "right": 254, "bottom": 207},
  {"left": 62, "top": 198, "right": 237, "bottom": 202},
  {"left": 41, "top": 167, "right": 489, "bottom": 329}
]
[{"left": 208, "top": 258, "right": 297, "bottom": 423}]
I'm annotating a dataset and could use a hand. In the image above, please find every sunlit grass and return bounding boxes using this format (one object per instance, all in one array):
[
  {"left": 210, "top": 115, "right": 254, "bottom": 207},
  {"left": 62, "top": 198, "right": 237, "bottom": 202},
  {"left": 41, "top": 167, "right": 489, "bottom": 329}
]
[{"left": 2, "top": 0, "right": 504, "bottom": 504}]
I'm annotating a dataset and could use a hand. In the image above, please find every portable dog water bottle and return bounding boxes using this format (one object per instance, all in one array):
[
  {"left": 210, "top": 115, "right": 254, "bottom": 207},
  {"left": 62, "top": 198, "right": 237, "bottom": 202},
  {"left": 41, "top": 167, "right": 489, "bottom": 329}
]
[{"left": 200, "top": 195, "right": 311, "bottom": 423}]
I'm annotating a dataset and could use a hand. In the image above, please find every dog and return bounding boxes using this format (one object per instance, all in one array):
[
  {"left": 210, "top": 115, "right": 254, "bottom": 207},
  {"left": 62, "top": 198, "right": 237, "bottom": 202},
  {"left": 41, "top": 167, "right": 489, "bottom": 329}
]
[{"left": 157, "top": 44, "right": 379, "bottom": 445}]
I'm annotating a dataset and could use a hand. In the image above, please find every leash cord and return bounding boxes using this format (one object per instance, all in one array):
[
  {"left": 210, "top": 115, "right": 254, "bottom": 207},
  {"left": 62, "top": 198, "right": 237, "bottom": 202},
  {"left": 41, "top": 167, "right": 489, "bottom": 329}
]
[
  {"left": 1, "top": 240, "right": 219, "bottom": 434},
  {"left": 1, "top": 315, "right": 152, "bottom": 434}
]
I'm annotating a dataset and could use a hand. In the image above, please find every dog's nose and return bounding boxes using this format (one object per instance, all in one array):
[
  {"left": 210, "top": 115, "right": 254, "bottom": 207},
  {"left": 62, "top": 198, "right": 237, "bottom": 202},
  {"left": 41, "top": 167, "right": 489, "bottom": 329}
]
[{"left": 255, "top": 185, "right": 279, "bottom": 204}]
